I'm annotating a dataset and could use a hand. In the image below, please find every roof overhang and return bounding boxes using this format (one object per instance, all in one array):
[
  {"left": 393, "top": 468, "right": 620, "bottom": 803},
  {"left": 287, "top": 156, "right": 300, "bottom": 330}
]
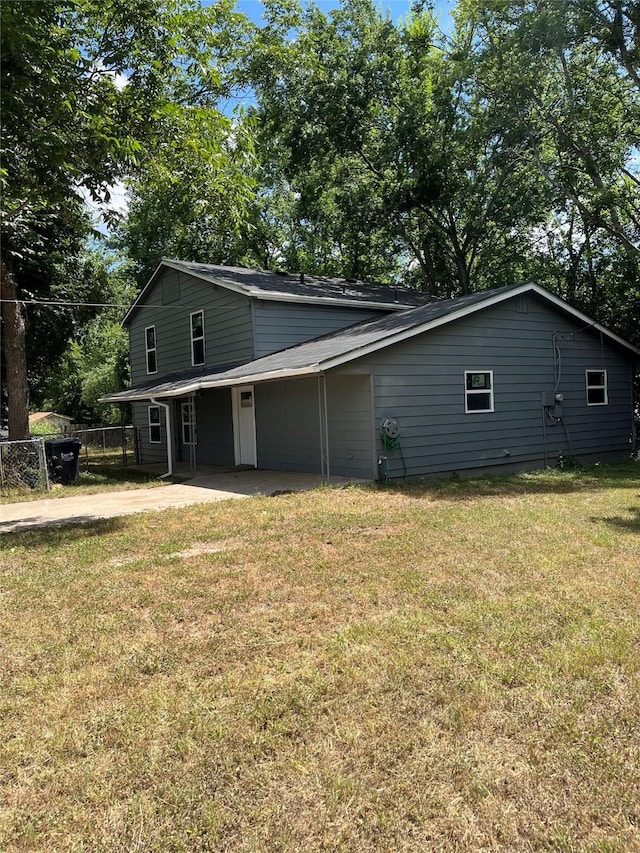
[
  {"left": 121, "top": 259, "right": 418, "bottom": 326},
  {"left": 318, "top": 282, "right": 640, "bottom": 369},
  {"left": 100, "top": 366, "right": 322, "bottom": 403},
  {"left": 104, "top": 281, "right": 639, "bottom": 404}
]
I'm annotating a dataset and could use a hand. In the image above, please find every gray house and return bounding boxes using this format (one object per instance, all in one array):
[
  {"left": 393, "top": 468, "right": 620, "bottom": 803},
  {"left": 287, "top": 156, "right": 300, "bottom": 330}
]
[{"left": 103, "top": 259, "right": 639, "bottom": 480}]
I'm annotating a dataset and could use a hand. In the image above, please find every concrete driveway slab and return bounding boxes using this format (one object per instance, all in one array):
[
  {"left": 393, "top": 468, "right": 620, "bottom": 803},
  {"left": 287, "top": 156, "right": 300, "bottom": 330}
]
[{"left": 1, "top": 471, "right": 365, "bottom": 534}]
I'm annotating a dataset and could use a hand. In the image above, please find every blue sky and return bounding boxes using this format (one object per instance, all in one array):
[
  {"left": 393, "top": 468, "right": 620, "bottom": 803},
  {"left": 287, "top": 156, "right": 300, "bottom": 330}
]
[{"left": 232, "top": 0, "right": 455, "bottom": 32}]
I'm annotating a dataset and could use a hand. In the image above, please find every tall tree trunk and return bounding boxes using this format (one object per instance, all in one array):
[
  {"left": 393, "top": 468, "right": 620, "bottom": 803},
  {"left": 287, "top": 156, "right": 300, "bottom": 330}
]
[{"left": 1, "top": 259, "right": 30, "bottom": 439}]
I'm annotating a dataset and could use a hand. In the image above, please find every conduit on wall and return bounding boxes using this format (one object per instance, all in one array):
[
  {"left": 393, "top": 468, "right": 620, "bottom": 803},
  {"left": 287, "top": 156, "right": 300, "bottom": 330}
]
[{"left": 317, "top": 373, "right": 330, "bottom": 485}]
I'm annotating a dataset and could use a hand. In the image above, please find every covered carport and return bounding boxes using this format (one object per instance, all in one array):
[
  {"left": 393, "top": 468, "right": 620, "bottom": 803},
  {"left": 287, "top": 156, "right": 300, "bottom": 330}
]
[{"left": 101, "top": 363, "right": 376, "bottom": 483}]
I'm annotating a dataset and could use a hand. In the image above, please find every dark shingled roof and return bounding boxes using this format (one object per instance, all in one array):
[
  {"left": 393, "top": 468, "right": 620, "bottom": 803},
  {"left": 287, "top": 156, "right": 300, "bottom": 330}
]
[
  {"left": 203, "top": 286, "right": 519, "bottom": 378},
  {"left": 104, "top": 280, "right": 640, "bottom": 403},
  {"left": 163, "top": 260, "right": 432, "bottom": 306},
  {"left": 104, "top": 284, "right": 526, "bottom": 402},
  {"left": 122, "top": 260, "right": 434, "bottom": 326}
]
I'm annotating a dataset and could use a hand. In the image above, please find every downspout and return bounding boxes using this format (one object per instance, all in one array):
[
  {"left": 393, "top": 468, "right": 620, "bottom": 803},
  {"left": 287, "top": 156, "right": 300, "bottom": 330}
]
[
  {"left": 151, "top": 398, "right": 173, "bottom": 479},
  {"left": 323, "top": 374, "right": 330, "bottom": 484}
]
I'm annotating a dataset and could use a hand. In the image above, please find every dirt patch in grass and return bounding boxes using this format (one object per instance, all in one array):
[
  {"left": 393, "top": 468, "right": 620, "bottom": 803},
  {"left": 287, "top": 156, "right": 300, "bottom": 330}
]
[{"left": 1, "top": 465, "right": 639, "bottom": 851}]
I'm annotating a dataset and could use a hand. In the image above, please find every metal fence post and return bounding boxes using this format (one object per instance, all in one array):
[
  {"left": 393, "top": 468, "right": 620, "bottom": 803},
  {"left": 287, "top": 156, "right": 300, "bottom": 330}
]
[{"left": 36, "top": 438, "right": 50, "bottom": 492}]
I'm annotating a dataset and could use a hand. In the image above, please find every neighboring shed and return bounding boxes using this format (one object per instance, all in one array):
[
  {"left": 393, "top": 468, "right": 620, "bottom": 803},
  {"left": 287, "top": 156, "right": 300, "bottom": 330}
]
[
  {"left": 29, "top": 412, "right": 74, "bottom": 434},
  {"left": 102, "top": 264, "right": 639, "bottom": 481}
]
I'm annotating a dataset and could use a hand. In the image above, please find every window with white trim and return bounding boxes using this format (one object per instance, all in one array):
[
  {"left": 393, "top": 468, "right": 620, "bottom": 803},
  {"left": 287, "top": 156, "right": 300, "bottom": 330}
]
[
  {"left": 181, "top": 402, "right": 197, "bottom": 445},
  {"left": 586, "top": 370, "right": 608, "bottom": 405},
  {"left": 190, "top": 310, "right": 205, "bottom": 366},
  {"left": 148, "top": 406, "right": 161, "bottom": 443},
  {"left": 465, "top": 371, "right": 494, "bottom": 413},
  {"left": 145, "top": 326, "right": 157, "bottom": 374}
]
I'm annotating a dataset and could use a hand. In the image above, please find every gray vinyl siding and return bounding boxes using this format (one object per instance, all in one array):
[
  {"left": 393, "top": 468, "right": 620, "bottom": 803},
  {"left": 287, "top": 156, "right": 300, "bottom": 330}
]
[
  {"left": 254, "top": 375, "right": 373, "bottom": 477},
  {"left": 132, "top": 401, "right": 168, "bottom": 466},
  {"left": 255, "top": 378, "right": 322, "bottom": 473},
  {"left": 252, "top": 301, "right": 385, "bottom": 358},
  {"left": 326, "top": 374, "right": 374, "bottom": 478},
  {"left": 189, "top": 389, "right": 234, "bottom": 466},
  {"left": 134, "top": 391, "right": 235, "bottom": 468},
  {"left": 128, "top": 270, "right": 253, "bottom": 385},
  {"left": 336, "top": 294, "right": 634, "bottom": 478}
]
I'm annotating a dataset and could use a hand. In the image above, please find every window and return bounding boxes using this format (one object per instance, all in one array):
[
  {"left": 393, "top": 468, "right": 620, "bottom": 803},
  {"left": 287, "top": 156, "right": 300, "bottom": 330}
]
[
  {"left": 465, "top": 371, "right": 494, "bottom": 413},
  {"left": 181, "top": 402, "right": 196, "bottom": 445},
  {"left": 145, "top": 326, "right": 157, "bottom": 374},
  {"left": 190, "top": 310, "right": 205, "bottom": 366},
  {"left": 586, "top": 370, "right": 608, "bottom": 405},
  {"left": 148, "top": 406, "right": 161, "bottom": 443}
]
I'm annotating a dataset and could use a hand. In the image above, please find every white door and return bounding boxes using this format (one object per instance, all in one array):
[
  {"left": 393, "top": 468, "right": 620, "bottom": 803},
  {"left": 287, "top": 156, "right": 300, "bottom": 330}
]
[{"left": 232, "top": 385, "right": 257, "bottom": 467}]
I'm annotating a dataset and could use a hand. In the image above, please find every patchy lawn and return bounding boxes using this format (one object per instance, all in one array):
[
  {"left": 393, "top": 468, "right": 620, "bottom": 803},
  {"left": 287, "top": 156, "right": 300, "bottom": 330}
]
[
  {"left": 1, "top": 465, "right": 639, "bottom": 851},
  {"left": 1, "top": 465, "right": 181, "bottom": 504}
]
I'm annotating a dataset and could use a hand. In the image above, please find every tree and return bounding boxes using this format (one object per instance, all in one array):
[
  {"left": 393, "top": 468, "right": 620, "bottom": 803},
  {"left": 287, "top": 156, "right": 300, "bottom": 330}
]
[
  {"left": 34, "top": 248, "right": 136, "bottom": 423},
  {"left": 247, "top": 0, "right": 552, "bottom": 295},
  {"left": 119, "top": 107, "right": 256, "bottom": 286},
  {"left": 456, "top": 0, "right": 640, "bottom": 256},
  {"left": 1, "top": 0, "right": 253, "bottom": 437}
]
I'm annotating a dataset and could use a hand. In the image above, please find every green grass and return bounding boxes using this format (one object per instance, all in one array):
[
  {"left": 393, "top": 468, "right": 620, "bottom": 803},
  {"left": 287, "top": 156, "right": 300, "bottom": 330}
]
[
  {"left": 1, "top": 463, "right": 639, "bottom": 851},
  {"left": 1, "top": 464, "right": 181, "bottom": 503}
]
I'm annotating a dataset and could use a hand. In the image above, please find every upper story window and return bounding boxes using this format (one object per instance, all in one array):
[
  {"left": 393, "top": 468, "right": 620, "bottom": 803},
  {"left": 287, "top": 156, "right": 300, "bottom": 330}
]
[
  {"left": 145, "top": 326, "right": 157, "bottom": 374},
  {"left": 586, "top": 370, "right": 608, "bottom": 405},
  {"left": 465, "top": 370, "right": 494, "bottom": 413},
  {"left": 190, "top": 310, "right": 205, "bottom": 366}
]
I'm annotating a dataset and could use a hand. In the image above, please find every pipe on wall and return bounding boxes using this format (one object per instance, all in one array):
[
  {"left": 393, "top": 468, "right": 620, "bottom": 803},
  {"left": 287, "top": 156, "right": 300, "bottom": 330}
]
[{"left": 317, "top": 374, "right": 330, "bottom": 485}]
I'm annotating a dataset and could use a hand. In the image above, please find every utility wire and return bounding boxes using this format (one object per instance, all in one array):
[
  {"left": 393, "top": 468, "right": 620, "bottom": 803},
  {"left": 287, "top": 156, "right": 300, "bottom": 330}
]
[
  {"left": 1, "top": 298, "right": 185, "bottom": 310},
  {"left": 1, "top": 298, "right": 128, "bottom": 308}
]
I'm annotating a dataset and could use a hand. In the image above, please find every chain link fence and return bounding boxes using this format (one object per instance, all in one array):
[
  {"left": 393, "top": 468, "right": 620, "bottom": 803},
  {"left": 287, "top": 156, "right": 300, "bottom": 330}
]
[
  {"left": 0, "top": 438, "right": 50, "bottom": 495},
  {"left": 1, "top": 426, "right": 138, "bottom": 496},
  {"left": 72, "top": 426, "right": 137, "bottom": 469}
]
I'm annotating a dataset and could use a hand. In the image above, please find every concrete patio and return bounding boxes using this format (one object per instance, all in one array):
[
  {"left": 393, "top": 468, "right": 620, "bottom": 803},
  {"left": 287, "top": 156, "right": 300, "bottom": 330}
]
[{"left": 0, "top": 469, "right": 367, "bottom": 534}]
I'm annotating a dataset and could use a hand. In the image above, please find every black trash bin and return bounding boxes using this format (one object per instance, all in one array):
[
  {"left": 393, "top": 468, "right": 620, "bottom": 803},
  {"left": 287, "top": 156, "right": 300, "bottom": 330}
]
[{"left": 45, "top": 437, "right": 81, "bottom": 485}]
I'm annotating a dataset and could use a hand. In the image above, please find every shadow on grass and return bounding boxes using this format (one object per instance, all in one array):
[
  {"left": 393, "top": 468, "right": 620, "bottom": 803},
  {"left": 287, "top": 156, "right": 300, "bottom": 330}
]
[
  {"left": 1, "top": 516, "right": 126, "bottom": 547},
  {"left": 592, "top": 506, "right": 640, "bottom": 534},
  {"left": 373, "top": 462, "right": 640, "bottom": 500},
  {"left": 77, "top": 466, "right": 158, "bottom": 486}
]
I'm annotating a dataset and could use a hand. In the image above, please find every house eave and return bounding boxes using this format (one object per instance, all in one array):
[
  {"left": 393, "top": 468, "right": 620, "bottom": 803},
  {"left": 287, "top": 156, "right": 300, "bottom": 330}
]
[
  {"left": 106, "top": 280, "right": 639, "bottom": 405},
  {"left": 317, "top": 282, "right": 640, "bottom": 370},
  {"left": 121, "top": 259, "right": 418, "bottom": 326},
  {"left": 245, "top": 289, "right": 415, "bottom": 311},
  {"left": 99, "top": 366, "right": 322, "bottom": 403}
]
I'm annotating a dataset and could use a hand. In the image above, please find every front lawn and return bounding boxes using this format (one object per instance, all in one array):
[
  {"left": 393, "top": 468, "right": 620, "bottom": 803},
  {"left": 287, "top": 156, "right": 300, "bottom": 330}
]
[
  {"left": 1, "top": 465, "right": 639, "bottom": 851},
  {"left": 0, "top": 465, "right": 179, "bottom": 503}
]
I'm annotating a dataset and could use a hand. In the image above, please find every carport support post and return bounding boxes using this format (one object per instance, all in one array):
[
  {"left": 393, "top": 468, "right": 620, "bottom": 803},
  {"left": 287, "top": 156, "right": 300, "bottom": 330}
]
[
  {"left": 318, "top": 373, "right": 330, "bottom": 485},
  {"left": 120, "top": 403, "right": 127, "bottom": 468},
  {"left": 189, "top": 394, "right": 196, "bottom": 477}
]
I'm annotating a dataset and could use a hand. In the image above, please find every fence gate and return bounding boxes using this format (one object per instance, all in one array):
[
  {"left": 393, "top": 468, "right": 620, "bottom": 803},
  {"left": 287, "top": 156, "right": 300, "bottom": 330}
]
[{"left": 0, "top": 438, "right": 50, "bottom": 495}]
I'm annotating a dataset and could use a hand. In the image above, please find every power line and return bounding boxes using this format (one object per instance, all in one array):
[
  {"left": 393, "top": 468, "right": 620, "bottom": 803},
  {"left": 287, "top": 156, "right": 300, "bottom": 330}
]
[
  {"left": 0, "top": 298, "right": 176, "bottom": 310},
  {"left": 1, "top": 298, "right": 128, "bottom": 308}
]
